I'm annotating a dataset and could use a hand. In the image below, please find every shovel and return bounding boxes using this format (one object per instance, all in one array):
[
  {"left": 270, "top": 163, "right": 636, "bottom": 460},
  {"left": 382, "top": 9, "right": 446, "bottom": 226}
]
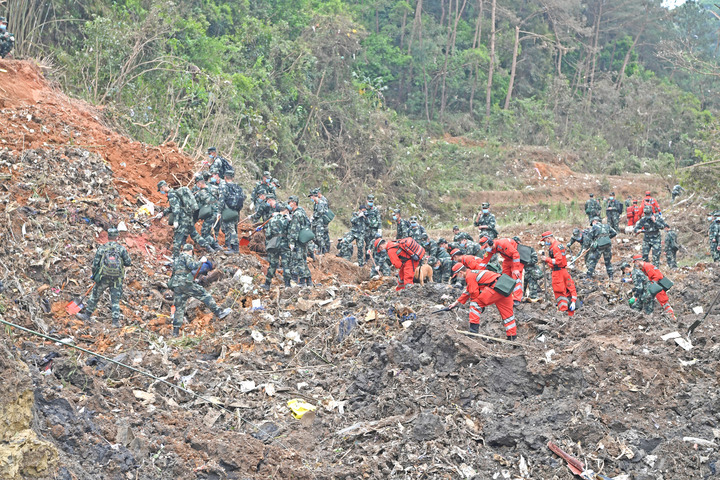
[
  {"left": 688, "top": 290, "right": 720, "bottom": 335},
  {"left": 239, "top": 218, "right": 271, "bottom": 246},
  {"left": 66, "top": 284, "right": 94, "bottom": 315}
]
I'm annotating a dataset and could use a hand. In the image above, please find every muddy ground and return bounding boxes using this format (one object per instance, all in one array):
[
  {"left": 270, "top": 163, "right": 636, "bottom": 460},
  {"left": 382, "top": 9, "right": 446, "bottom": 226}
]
[{"left": 2, "top": 59, "right": 720, "bottom": 480}]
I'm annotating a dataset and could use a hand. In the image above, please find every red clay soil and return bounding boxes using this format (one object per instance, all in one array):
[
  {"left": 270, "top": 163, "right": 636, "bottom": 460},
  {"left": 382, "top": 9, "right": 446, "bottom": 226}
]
[{"left": 0, "top": 59, "right": 196, "bottom": 205}]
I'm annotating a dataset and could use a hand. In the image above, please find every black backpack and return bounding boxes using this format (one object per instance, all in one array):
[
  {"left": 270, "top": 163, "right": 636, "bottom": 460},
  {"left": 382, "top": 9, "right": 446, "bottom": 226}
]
[
  {"left": 218, "top": 156, "right": 235, "bottom": 179},
  {"left": 98, "top": 245, "right": 123, "bottom": 279},
  {"left": 225, "top": 183, "right": 246, "bottom": 211}
]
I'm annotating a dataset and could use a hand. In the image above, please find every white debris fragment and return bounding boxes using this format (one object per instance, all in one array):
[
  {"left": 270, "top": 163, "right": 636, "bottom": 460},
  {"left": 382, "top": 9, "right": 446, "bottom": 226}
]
[
  {"left": 239, "top": 380, "right": 256, "bottom": 393},
  {"left": 251, "top": 330, "right": 265, "bottom": 343}
]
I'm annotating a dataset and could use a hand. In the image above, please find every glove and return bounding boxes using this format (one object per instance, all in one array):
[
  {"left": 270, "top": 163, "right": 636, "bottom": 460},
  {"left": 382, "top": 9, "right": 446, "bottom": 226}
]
[
  {"left": 255, "top": 226, "right": 263, "bottom": 232},
  {"left": 289, "top": 245, "right": 295, "bottom": 251},
  {"left": 173, "top": 221, "right": 179, "bottom": 229},
  {"left": 411, "top": 254, "right": 419, "bottom": 261},
  {"left": 569, "top": 301, "right": 576, "bottom": 312},
  {"left": 621, "top": 278, "right": 630, "bottom": 283},
  {"left": 200, "top": 256, "right": 207, "bottom": 263}
]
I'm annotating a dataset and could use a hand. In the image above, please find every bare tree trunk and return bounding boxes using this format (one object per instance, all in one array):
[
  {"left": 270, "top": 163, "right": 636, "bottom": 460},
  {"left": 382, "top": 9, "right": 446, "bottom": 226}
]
[
  {"left": 586, "top": 0, "right": 603, "bottom": 111},
  {"left": 504, "top": 25, "right": 520, "bottom": 110},
  {"left": 616, "top": 20, "right": 646, "bottom": 89},
  {"left": 469, "top": 0, "right": 483, "bottom": 114},
  {"left": 441, "top": 0, "right": 469, "bottom": 120},
  {"left": 400, "top": 9, "right": 408, "bottom": 49},
  {"left": 485, "top": 0, "right": 497, "bottom": 128}
]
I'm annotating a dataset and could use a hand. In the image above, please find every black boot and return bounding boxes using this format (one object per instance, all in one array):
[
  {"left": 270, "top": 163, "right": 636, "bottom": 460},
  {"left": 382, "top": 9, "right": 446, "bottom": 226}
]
[
  {"left": 261, "top": 278, "right": 272, "bottom": 290},
  {"left": 506, "top": 335, "right": 517, "bottom": 341},
  {"left": 231, "top": 244, "right": 239, "bottom": 253},
  {"left": 172, "top": 327, "right": 180, "bottom": 337},
  {"left": 468, "top": 323, "right": 479, "bottom": 334},
  {"left": 284, "top": 276, "right": 291, "bottom": 288},
  {"left": 304, "top": 277, "right": 313, "bottom": 287}
]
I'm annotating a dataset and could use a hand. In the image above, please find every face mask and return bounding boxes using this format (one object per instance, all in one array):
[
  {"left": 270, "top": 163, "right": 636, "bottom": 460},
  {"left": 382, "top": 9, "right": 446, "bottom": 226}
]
[
  {"left": 392, "top": 215, "right": 397, "bottom": 221},
  {"left": 544, "top": 240, "right": 552, "bottom": 246},
  {"left": 160, "top": 191, "right": 167, "bottom": 195},
  {"left": 0, "top": 25, "right": 6, "bottom": 32},
  {"left": 484, "top": 247, "right": 492, "bottom": 253},
  {"left": 609, "top": 196, "right": 614, "bottom": 200},
  {"left": 482, "top": 209, "right": 489, "bottom": 214},
  {"left": 265, "top": 178, "right": 270, "bottom": 184},
  {"left": 708, "top": 216, "right": 713, "bottom": 222},
  {"left": 368, "top": 202, "right": 374, "bottom": 207}
]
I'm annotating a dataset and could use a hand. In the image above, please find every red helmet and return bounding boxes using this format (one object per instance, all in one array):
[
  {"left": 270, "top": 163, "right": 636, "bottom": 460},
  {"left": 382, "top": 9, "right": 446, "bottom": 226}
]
[
  {"left": 632, "top": 254, "right": 642, "bottom": 260},
  {"left": 373, "top": 238, "right": 385, "bottom": 251},
  {"left": 541, "top": 231, "right": 553, "bottom": 239},
  {"left": 645, "top": 191, "right": 651, "bottom": 196},
  {"left": 450, "top": 248, "right": 461, "bottom": 256},
  {"left": 451, "top": 263, "right": 465, "bottom": 277}
]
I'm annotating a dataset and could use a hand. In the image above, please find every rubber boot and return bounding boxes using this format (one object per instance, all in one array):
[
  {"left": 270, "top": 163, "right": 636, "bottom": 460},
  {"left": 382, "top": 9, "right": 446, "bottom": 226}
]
[
  {"left": 172, "top": 327, "right": 180, "bottom": 337},
  {"left": 284, "top": 276, "right": 291, "bottom": 288},
  {"left": 217, "top": 308, "right": 232, "bottom": 319},
  {"left": 261, "top": 278, "right": 272, "bottom": 291},
  {"left": 468, "top": 323, "right": 479, "bottom": 334},
  {"left": 76, "top": 312, "right": 91, "bottom": 322},
  {"left": 112, "top": 318, "right": 120, "bottom": 328},
  {"left": 507, "top": 335, "right": 517, "bottom": 341},
  {"left": 305, "top": 277, "right": 313, "bottom": 287},
  {"left": 231, "top": 244, "right": 239, "bottom": 254}
]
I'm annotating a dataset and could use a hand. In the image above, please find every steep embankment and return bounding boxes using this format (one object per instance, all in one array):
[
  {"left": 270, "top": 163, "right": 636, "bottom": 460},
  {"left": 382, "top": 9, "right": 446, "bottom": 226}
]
[{"left": 1, "top": 59, "right": 719, "bottom": 480}]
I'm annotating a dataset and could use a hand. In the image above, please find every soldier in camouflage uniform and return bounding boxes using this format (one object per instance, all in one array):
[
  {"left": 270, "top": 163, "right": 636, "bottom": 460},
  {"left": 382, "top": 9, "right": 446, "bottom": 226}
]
[
  {"left": 671, "top": 184, "right": 685, "bottom": 203},
  {"left": 287, "top": 196, "right": 313, "bottom": 286},
  {"left": 452, "top": 226, "right": 473, "bottom": 243},
  {"left": 584, "top": 193, "right": 601, "bottom": 222},
  {"left": 338, "top": 232, "right": 355, "bottom": 260},
  {"left": 435, "top": 238, "right": 452, "bottom": 260},
  {"left": 604, "top": 192, "right": 624, "bottom": 233},
  {"left": 346, "top": 205, "right": 368, "bottom": 266},
  {"left": 408, "top": 216, "right": 426, "bottom": 243},
  {"left": 217, "top": 172, "right": 243, "bottom": 252},
  {"left": 584, "top": 217, "right": 617, "bottom": 279},
  {"left": 262, "top": 203, "right": 291, "bottom": 289},
  {"left": 429, "top": 256, "right": 454, "bottom": 284},
  {"left": 169, "top": 244, "right": 232, "bottom": 336},
  {"left": 202, "top": 173, "right": 223, "bottom": 246},
  {"left": 309, "top": 188, "right": 331, "bottom": 254},
  {"left": 251, "top": 171, "right": 272, "bottom": 207},
  {"left": 709, "top": 212, "right": 720, "bottom": 262},
  {"left": 567, "top": 227, "right": 588, "bottom": 257},
  {"left": 515, "top": 237, "right": 542, "bottom": 300},
  {"left": 207, "top": 147, "right": 234, "bottom": 178},
  {"left": 474, "top": 203, "right": 498, "bottom": 240},
  {"left": 251, "top": 192, "right": 277, "bottom": 223},
  {"left": 158, "top": 180, "right": 211, "bottom": 258},
  {"left": 193, "top": 176, "right": 220, "bottom": 252},
  {"left": 369, "top": 238, "right": 393, "bottom": 277},
  {"left": 0, "top": 17, "right": 14, "bottom": 59},
  {"left": 634, "top": 206, "right": 669, "bottom": 265},
  {"left": 76, "top": 228, "right": 132, "bottom": 327},
  {"left": 459, "top": 237, "right": 483, "bottom": 257},
  {"left": 664, "top": 229, "right": 680, "bottom": 268},
  {"left": 621, "top": 261, "right": 653, "bottom": 314},
  {"left": 392, "top": 209, "right": 411, "bottom": 239},
  {"left": 364, "top": 194, "right": 381, "bottom": 261}
]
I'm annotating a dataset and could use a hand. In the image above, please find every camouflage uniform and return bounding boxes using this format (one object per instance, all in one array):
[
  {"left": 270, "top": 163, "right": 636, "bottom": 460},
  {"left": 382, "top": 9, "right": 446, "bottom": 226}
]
[
  {"left": 347, "top": 209, "right": 368, "bottom": 266},
  {"left": 634, "top": 213, "right": 669, "bottom": 265},
  {"left": 311, "top": 195, "right": 331, "bottom": 254},
  {"left": 474, "top": 206, "right": 498, "bottom": 240},
  {"left": 604, "top": 196, "right": 624, "bottom": 232},
  {"left": 169, "top": 251, "right": 224, "bottom": 328},
  {"left": 0, "top": 24, "right": 14, "bottom": 59},
  {"left": 585, "top": 196, "right": 601, "bottom": 221},
  {"left": 194, "top": 184, "right": 218, "bottom": 248},
  {"left": 338, "top": 232, "right": 355, "bottom": 260},
  {"left": 453, "top": 230, "right": 474, "bottom": 243},
  {"left": 408, "top": 218, "right": 426, "bottom": 243},
  {"left": 251, "top": 179, "right": 271, "bottom": 206},
  {"left": 209, "top": 155, "right": 234, "bottom": 178},
  {"left": 664, "top": 230, "right": 680, "bottom": 268},
  {"left": 202, "top": 179, "right": 223, "bottom": 243},
  {"left": 433, "top": 257, "right": 455, "bottom": 283},
  {"left": 461, "top": 240, "right": 483, "bottom": 257},
  {"left": 585, "top": 221, "right": 617, "bottom": 278},
  {"left": 218, "top": 180, "right": 241, "bottom": 250},
  {"left": 166, "top": 187, "right": 209, "bottom": 257},
  {"left": 567, "top": 228, "right": 587, "bottom": 255},
  {"left": 84, "top": 240, "right": 132, "bottom": 324},
  {"left": 709, "top": 218, "right": 720, "bottom": 262},
  {"left": 671, "top": 185, "right": 684, "bottom": 202},
  {"left": 394, "top": 212, "right": 411, "bottom": 240},
  {"left": 288, "top": 203, "right": 312, "bottom": 283},
  {"left": 522, "top": 247, "right": 543, "bottom": 299},
  {"left": 265, "top": 211, "right": 291, "bottom": 286},
  {"left": 364, "top": 205, "right": 381, "bottom": 260},
  {"left": 630, "top": 266, "right": 654, "bottom": 314},
  {"left": 251, "top": 196, "right": 277, "bottom": 223},
  {"left": 370, "top": 246, "right": 393, "bottom": 277}
]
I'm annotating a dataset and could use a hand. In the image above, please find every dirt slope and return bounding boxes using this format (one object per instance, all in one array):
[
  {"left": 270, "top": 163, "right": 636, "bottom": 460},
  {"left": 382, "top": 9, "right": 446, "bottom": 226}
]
[{"left": 1, "top": 59, "right": 719, "bottom": 480}]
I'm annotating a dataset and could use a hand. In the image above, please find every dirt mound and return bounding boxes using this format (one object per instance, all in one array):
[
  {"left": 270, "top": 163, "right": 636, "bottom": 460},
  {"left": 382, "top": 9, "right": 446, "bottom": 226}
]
[{"left": 0, "top": 59, "right": 196, "bottom": 204}]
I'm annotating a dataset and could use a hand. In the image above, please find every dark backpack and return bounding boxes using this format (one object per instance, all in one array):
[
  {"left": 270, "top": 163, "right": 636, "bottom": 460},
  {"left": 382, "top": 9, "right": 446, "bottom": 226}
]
[
  {"left": 225, "top": 183, "right": 246, "bottom": 211},
  {"left": 218, "top": 157, "right": 234, "bottom": 178},
  {"left": 98, "top": 245, "right": 123, "bottom": 279},
  {"left": 176, "top": 186, "right": 199, "bottom": 213}
]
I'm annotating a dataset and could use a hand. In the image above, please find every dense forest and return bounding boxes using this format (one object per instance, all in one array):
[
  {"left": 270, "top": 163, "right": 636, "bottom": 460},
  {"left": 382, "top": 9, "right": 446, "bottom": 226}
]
[{"left": 6, "top": 0, "right": 720, "bottom": 207}]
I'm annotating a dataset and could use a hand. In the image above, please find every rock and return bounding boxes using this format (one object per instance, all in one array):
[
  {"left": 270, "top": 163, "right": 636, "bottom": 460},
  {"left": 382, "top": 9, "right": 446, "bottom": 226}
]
[{"left": 412, "top": 412, "right": 445, "bottom": 441}]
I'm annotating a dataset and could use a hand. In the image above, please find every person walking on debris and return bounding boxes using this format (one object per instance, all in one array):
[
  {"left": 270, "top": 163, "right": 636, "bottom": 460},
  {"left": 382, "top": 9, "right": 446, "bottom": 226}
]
[
  {"left": 287, "top": 195, "right": 313, "bottom": 286},
  {"left": 262, "top": 203, "right": 291, "bottom": 289},
  {"left": 364, "top": 194, "right": 381, "bottom": 262},
  {"left": 477, "top": 236, "right": 524, "bottom": 304},
  {"left": 377, "top": 237, "right": 425, "bottom": 291},
  {"left": 626, "top": 199, "right": 640, "bottom": 227},
  {"left": 604, "top": 192, "right": 624, "bottom": 233},
  {"left": 474, "top": 203, "right": 498, "bottom": 240},
  {"left": 370, "top": 238, "right": 393, "bottom": 278},
  {"left": 540, "top": 231, "right": 577, "bottom": 316},
  {"left": 408, "top": 216, "right": 426, "bottom": 243},
  {"left": 0, "top": 17, "right": 14, "bottom": 58},
  {"left": 709, "top": 211, "right": 720, "bottom": 262},
  {"left": 157, "top": 180, "right": 212, "bottom": 257},
  {"left": 193, "top": 175, "right": 220, "bottom": 252},
  {"left": 251, "top": 171, "right": 273, "bottom": 207},
  {"left": 206, "top": 147, "right": 234, "bottom": 179},
  {"left": 627, "top": 255, "right": 676, "bottom": 319},
  {"left": 392, "top": 209, "right": 411, "bottom": 240},
  {"left": 309, "top": 188, "right": 331, "bottom": 254},
  {"left": 346, "top": 204, "right": 368, "bottom": 266},
  {"left": 218, "top": 171, "right": 245, "bottom": 253},
  {"left": 452, "top": 225, "right": 473, "bottom": 243},
  {"left": 168, "top": 244, "right": 232, "bottom": 336},
  {"left": 671, "top": 184, "right": 685, "bottom": 203},
  {"left": 584, "top": 216, "right": 617, "bottom": 280},
  {"left": 516, "top": 237, "right": 542, "bottom": 302},
  {"left": 664, "top": 229, "right": 680, "bottom": 269},
  {"left": 584, "top": 193, "right": 601, "bottom": 221},
  {"left": 633, "top": 206, "right": 669, "bottom": 265},
  {"left": 76, "top": 228, "right": 132, "bottom": 327},
  {"left": 448, "top": 264, "right": 517, "bottom": 340}
]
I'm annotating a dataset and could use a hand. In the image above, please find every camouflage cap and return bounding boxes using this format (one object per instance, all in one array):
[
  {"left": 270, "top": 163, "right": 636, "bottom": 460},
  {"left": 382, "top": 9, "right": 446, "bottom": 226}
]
[
  {"left": 0, "top": 17, "right": 6, "bottom": 23},
  {"left": 272, "top": 178, "right": 280, "bottom": 186},
  {"left": 619, "top": 261, "right": 631, "bottom": 270},
  {"left": 409, "top": 215, "right": 418, "bottom": 222},
  {"left": 481, "top": 202, "right": 490, "bottom": 208},
  {"left": 643, "top": 206, "right": 652, "bottom": 214},
  {"left": 714, "top": 211, "right": 720, "bottom": 216},
  {"left": 367, "top": 194, "right": 375, "bottom": 200},
  {"left": 202, "top": 171, "right": 211, "bottom": 180},
  {"left": 224, "top": 170, "right": 235, "bottom": 178},
  {"left": 288, "top": 195, "right": 299, "bottom": 204},
  {"left": 265, "top": 193, "right": 276, "bottom": 200},
  {"left": 572, "top": 228, "right": 581, "bottom": 237},
  {"left": 591, "top": 216, "right": 601, "bottom": 223},
  {"left": 393, "top": 208, "right": 401, "bottom": 214},
  {"left": 427, "top": 256, "right": 437, "bottom": 265},
  {"left": 207, "top": 146, "right": 217, "bottom": 152},
  {"left": 420, "top": 232, "right": 429, "bottom": 241},
  {"left": 182, "top": 243, "right": 193, "bottom": 251},
  {"left": 452, "top": 225, "right": 460, "bottom": 231},
  {"left": 157, "top": 180, "right": 167, "bottom": 191},
  {"left": 107, "top": 228, "right": 119, "bottom": 238},
  {"left": 589, "top": 193, "right": 594, "bottom": 197},
  {"left": 358, "top": 203, "right": 367, "bottom": 210},
  {"left": 610, "top": 192, "right": 615, "bottom": 196},
  {"left": 438, "top": 237, "right": 447, "bottom": 244},
  {"left": 277, "top": 202, "right": 288, "bottom": 211},
  {"left": 195, "top": 175, "right": 205, "bottom": 183},
  {"left": 263, "top": 171, "right": 271, "bottom": 177}
]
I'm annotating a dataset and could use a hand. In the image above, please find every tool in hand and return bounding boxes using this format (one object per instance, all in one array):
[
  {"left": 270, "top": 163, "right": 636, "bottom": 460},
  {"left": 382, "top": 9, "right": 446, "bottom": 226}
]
[
  {"left": 239, "top": 217, "right": 271, "bottom": 246},
  {"left": 66, "top": 284, "right": 95, "bottom": 315}
]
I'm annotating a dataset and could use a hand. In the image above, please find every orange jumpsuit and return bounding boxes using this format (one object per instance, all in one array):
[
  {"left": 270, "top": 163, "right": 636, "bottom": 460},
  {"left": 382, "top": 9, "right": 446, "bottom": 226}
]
[
  {"left": 457, "top": 270, "right": 516, "bottom": 336},
  {"left": 643, "top": 196, "right": 661, "bottom": 215},
  {"left": 457, "top": 255, "right": 484, "bottom": 270},
  {"left": 477, "top": 238, "right": 524, "bottom": 301},
  {"left": 543, "top": 239, "right": 578, "bottom": 316},
  {"left": 627, "top": 204, "right": 639, "bottom": 226},
  {"left": 386, "top": 239, "right": 426, "bottom": 291},
  {"left": 638, "top": 261, "right": 674, "bottom": 318}
]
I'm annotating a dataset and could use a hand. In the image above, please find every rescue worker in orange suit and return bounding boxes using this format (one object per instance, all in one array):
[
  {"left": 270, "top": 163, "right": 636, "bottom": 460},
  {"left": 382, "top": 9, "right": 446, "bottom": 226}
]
[
  {"left": 540, "top": 231, "right": 578, "bottom": 316},
  {"left": 626, "top": 200, "right": 640, "bottom": 227},
  {"left": 377, "top": 238, "right": 426, "bottom": 291},
  {"left": 631, "top": 254, "right": 676, "bottom": 320},
  {"left": 447, "top": 264, "right": 517, "bottom": 340},
  {"left": 476, "top": 236, "right": 524, "bottom": 305},
  {"left": 451, "top": 250, "right": 484, "bottom": 270},
  {"left": 643, "top": 191, "right": 661, "bottom": 215}
]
